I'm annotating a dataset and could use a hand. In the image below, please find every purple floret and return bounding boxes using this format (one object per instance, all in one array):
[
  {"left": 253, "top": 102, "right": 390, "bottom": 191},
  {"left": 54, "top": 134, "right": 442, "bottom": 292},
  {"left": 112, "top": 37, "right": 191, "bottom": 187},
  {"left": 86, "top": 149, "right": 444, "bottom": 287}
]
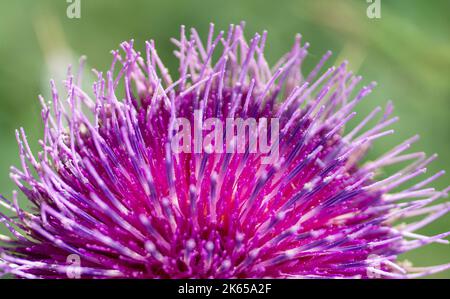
[{"left": 0, "top": 23, "right": 449, "bottom": 279}]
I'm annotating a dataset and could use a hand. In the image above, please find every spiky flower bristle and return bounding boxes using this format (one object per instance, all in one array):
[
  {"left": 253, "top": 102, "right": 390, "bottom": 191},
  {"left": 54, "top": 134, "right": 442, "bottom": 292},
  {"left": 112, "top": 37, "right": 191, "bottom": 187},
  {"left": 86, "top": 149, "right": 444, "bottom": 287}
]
[{"left": 0, "top": 23, "right": 449, "bottom": 279}]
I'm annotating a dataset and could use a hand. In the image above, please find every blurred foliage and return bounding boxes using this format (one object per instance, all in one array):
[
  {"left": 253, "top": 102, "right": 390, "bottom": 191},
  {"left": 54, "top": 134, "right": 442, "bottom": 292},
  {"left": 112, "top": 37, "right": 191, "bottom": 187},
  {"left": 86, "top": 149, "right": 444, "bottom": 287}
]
[{"left": 0, "top": 0, "right": 448, "bottom": 277}]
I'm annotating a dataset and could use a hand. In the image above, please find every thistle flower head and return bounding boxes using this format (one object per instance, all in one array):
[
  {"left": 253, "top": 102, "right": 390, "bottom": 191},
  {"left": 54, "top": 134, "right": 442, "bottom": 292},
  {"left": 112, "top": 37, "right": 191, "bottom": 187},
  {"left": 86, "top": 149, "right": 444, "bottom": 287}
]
[{"left": 1, "top": 24, "right": 449, "bottom": 279}]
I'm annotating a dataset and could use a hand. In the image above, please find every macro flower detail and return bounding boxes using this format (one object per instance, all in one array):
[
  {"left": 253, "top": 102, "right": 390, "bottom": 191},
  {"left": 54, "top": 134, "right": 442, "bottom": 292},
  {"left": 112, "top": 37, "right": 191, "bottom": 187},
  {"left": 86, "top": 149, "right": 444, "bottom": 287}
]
[{"left": 0, "top": 23, "right": 449, "bottom": 278}]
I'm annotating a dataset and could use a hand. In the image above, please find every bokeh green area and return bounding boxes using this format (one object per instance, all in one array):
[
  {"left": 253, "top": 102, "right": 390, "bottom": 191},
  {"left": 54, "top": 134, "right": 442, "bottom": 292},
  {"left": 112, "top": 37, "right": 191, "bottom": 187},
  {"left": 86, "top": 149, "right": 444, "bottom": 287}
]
[{"left": 0, "top": 0, "right": 448, "bottom": 278}]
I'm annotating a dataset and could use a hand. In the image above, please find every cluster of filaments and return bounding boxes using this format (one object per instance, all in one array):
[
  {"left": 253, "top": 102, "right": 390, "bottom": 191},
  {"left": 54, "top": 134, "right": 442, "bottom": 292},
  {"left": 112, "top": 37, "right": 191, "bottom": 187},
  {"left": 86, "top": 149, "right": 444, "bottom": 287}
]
[{"left": 1, "top": 24, "right": 449, "bottom": 278}]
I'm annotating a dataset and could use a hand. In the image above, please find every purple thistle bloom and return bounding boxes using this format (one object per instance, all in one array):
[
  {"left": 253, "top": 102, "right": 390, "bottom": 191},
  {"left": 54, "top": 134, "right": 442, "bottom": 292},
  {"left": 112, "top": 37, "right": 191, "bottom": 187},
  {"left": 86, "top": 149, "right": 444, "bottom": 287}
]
[{"left": 1, "top": 24, "right": 449, "bottom": 279}]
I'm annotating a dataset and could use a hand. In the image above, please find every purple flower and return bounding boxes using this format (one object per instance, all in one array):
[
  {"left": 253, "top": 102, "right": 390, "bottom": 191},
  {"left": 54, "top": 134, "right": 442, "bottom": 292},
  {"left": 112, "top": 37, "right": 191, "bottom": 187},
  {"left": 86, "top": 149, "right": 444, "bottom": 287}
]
[{"left": 1, "top": 24, "right": 449, "bottom": 279}]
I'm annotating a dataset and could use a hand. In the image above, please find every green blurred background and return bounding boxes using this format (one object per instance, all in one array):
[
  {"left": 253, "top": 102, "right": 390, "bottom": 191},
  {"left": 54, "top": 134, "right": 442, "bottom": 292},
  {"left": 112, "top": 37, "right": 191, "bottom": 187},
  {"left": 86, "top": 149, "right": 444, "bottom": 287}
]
[{"left": 0, "top": 0, "right": 448, "bottom": 278}]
